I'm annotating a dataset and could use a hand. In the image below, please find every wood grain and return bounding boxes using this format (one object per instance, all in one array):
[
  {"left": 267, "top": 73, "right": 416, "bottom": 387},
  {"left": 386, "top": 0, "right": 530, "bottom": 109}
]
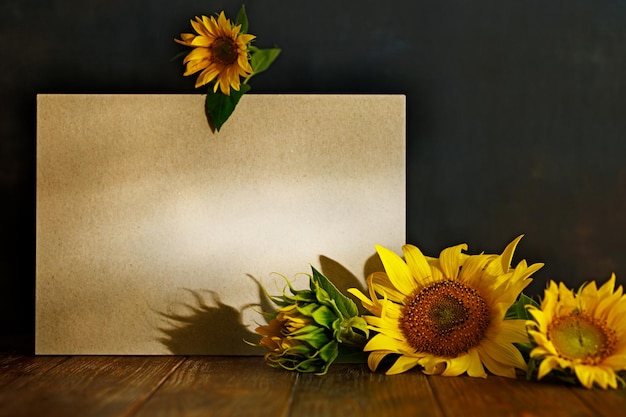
[
  {"left": 1, "top": 356, "right": 626, "bottom": 417},
  {"left": 0, "top": 356, "right": 183, "bottom": 417},
  {"left": 572, "top": 383, "right": 626, "bottom": 416},
  {"left": 0, "top": 355, "right": 68, "bottom": 390},
  {"left": 428, "top": 373, "right": 598, "bottom": 417},
  {"left": 131, "top": 356, "right": 296, "bottom": 417},
  {"left": 289, "top": 364, "right": 445, "bottom": 417}
]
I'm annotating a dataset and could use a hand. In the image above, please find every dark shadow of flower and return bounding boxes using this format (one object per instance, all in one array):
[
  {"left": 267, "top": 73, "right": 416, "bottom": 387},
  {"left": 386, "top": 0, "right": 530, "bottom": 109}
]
[
  {"left": 157, "top": 289, "right": 261, "bottom": 355},
  {"left": 157, "top": 253, "right": 384, "bottom": 355}
]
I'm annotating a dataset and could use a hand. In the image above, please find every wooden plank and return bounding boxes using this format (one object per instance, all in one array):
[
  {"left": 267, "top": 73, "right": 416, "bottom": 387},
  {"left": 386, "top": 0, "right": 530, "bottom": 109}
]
[
  {"left": 131, "top": 356, "right": 296, "bottom": 417},
  {"left": 288, "top": 364, "right": 445, "bottom": 417},
  {"left": 572, "top": 383, "right": 626, "bottom": 416},
  {"left": 0, "top": 356, "right": 184, "bottom": 417},
  {"left": 428, "top": 374, "right": 598, "bottom": 417},
  {"left": 1, "top": 355, "right": 624, "bottom": 417},
  {"left": 0, "top": 355, "right": 68, "bottom": 390}
]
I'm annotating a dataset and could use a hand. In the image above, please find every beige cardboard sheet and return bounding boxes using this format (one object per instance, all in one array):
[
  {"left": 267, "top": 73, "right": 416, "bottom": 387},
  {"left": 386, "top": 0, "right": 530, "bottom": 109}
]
[{"left": 36, "top": 94, "right": 405, "bottom": 355}]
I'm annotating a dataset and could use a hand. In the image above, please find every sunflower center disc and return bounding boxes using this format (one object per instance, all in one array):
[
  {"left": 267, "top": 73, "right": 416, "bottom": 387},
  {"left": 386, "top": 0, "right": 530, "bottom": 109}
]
[
  {"left": 548, "top": 313, "right": 616, "bottom": 363},
  {"left": 212, "top": 37, "right": 238, "bottom": 65},
  {"left": 401, "top": 280, "right": 491, "bottom": 358}
]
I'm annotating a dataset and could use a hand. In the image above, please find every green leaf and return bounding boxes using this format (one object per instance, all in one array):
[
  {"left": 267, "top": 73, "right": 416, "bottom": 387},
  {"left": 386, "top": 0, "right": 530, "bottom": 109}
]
[
  {"left": 332, "top": 316, "right": 369, "bottom": 345},
  {"left": 346, "top": 316, "right": 369, "bottom": 339},
  {"left": 296, "top": 303, "right": 318, "bottom": 317},
  {"left": 505, "top": 292, "right": 540, "bottom": 320},
  {"left": 290, "top": 323, "right": 323, "bottom": 336},
  {"left": 249, "top": 47, "right": 281, "bottom": 78},
  {"left": 235, "top": 4, "right": 249, "bottom": 34},
  {"left": 293, "top": 327, "right": 330, "bottom": 349},
  {"left": 311, "top": 267, "right": 359, "bottom": 319},
  {"left": 318, "top": 341, "right": 339, "bottom": 363},
  {"left": 311, "top": 305, "right": 337, "bottom": 328},
  {"left": 204, "top": 83, "right": 251, "bottom": 132}
]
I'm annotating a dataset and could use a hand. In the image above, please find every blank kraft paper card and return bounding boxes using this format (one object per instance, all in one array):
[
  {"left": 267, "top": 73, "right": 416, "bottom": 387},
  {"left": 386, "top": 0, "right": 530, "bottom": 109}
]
[{"left": 36, "top": 94, "right": 406, "bottom": 355}]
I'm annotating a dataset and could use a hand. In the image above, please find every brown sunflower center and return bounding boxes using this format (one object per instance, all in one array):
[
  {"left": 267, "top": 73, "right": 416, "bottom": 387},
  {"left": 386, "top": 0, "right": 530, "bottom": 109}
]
[
  {"left": 401, "top": 280, "right": 491, "bottom": 358},
  {"left": 548, "top": 313, "right": 616, "bottom": 364},
  {"left": 212, "top": 37, "right": 239, "bottom": 66}
]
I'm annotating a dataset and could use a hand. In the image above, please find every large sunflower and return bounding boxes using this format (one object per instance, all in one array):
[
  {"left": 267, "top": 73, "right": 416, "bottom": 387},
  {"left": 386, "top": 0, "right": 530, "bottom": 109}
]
[
  {"left": 348, "top": 236, "right": 543, "bottom": 377},
  {"left": 526, "top": 275, "right": 626, "bottom": 389},
  {"left": 175, "top": 12, "right": 255, "bottom": 95}
]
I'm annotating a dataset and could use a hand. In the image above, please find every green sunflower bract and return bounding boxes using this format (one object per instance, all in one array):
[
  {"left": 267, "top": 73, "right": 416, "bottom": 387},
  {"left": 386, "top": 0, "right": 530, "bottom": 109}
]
[{"left": 255, "top": 267, "right": 369, "bottom": 375}]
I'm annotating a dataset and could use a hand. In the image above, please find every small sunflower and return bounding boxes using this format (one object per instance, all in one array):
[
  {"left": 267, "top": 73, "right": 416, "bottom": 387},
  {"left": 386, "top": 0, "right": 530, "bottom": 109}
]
[
  {"left": 526, "top": 275, "right": 626, "bottom": 389},
  {"left": 255, "top": 267, "right": 368, "bottom": 375},
  {"left": 175, "top": 11, "right": 255, "bottom": 95},
  {"left": 256, "top": 303, "right": 337, "bottom": 374},
  {"left": 348, "top": 236, "right": 543, "bottom": 377}
]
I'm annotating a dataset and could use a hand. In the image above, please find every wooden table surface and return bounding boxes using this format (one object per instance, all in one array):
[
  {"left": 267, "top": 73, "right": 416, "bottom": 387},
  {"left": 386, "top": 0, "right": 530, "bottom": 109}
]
[{"left": 1, "top": 354, "right": 625, "bottom": 417}]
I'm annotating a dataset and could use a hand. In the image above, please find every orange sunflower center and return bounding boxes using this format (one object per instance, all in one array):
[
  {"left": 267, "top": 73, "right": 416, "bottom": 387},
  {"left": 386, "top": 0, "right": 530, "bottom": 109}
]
[
  {"left": 401, "top": 280, "right": 491, "bottom": 357},
  {"left": 548, "top": 313, "right": 617, "bottom": 364},
  {"left": 212, "top": 37, "right": 239, "bottom": 66}
]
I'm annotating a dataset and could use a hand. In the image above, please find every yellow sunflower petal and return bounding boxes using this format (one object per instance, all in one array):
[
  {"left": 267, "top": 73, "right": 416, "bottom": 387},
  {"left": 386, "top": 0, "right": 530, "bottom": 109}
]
[
  {"left": 364, "top": 316, "right": 405, "bottom": 339},
  {"left": 526, "top": 306, "right": 550, "bottom": 332},
  {"left": 190, "top": 36, "right": 212, "bottom": 47},
  {"left": 438, "top": 243, "right": 468, "bottom": 279},
  {"left": 591, "top": 366, "right": 618, "bottom": 389},
  {"left": 364, "top": 333, "right": 405, "bottom": 353},
  {"left": 174, "top": 32, "right": 196, "bottom": 46},
  {"left": 603, "top": 353, "right": 626, "bottom": 369},
  {"left": 238, "top": 33, "right": 256, "bottom": 44},
  {"left": 382, "top": 303, "right": 403, "bottom": 321},
  {"left": 574, "top": 365, "right": 598, "bottom": 389},
  {"left": 419, "top": 356, "right": 446, "bottom": 375},
  {"left": 374, "top": 244, "right": 417, "bottom": 295},
  {"left": 466, "top": 349, "right": 488, "bottom": 378},
  {"left": 347, "top": 287, "right": 378, "bottom": 314},
  {"left": 480, "top": 337, "right": 526, "bottom": 373},
  {"left": 367, "top": 351, "right": 394, "bottom": 372},
  {"left": 441, "top": 354, "right": 472, "bottom": 377},
  {"left": 386, "top": 355, "right": 422, "bottom": 375},
  {"left": 183, "top": 46, "right": 211, "bottom": 63},
  {"left": 493, "top": 320, "right": 529, "bottom": 344},
  {"left": 498, "top": 234, "right": 524, "bottom": 273},
  {"left": 402, "top": 244, "right": 434, "bottom": 284},
  {"left": 537, "top": 356, "right": 559, "bottom": 380},
  {"left": 527, "top": 331, "right": 559, "bottom": 356},
  {"left": 477, "top": 347, "right": 517, "bottom": 378},
  {"left": 458, "top": 254, "right": 496, "bottom": 284},
  {"left": 368, "top": 272, "right": 406, "bottom": 303},
  {"left": 196, "top": 67, "right": 220, "bottom": 88}
]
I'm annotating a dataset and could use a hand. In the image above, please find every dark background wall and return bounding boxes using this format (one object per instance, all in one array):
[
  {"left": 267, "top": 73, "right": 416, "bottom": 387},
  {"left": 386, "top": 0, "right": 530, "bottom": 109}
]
[{"left": 2, "top": 0, "right": 625, "bottom": 351}]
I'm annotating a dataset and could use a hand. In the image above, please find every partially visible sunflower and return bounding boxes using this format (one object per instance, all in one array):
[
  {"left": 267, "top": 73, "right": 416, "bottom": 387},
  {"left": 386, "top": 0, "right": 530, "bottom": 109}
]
[
  {"left": 254, "top": 267, "right": 368, "bottom": 375},
  {"left": 256, "top": 303, "right": 337, "bottom": 374},
  {"left": 348, "top": 236, "right": 543, "bottom": 377},
  {"left": 175, "top": 11, "right": 255, "bottom": 95},
  {"left": 526, "top": 275, "right": 626, "bottom": 389}
]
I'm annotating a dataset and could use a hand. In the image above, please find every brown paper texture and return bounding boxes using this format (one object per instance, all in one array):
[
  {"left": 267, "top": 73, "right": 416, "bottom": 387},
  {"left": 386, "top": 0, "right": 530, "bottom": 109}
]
[{"left": 36, "top": 94, "right": 405, "bottom": 354}]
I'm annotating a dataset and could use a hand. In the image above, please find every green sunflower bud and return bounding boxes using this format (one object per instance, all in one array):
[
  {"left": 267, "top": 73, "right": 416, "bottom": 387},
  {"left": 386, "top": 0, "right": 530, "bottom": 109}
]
[{"left": 255, "top": 266, "right": 369, "bottom": 375}]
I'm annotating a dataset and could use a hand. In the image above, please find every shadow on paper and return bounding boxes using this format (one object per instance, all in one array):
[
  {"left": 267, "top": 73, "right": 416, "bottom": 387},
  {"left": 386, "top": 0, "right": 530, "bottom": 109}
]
[
  {"left": 157, "top": 254, "right": 383, "bottom": 354},
  {"left": 157, "top": 288, "right": 261, "bottom": 355}
]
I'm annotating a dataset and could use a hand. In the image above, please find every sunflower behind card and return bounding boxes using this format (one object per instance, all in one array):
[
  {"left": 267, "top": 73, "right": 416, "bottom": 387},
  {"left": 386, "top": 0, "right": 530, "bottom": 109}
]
[{"left": 35, "top": 94, "right": 405, "bottom": 355}]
